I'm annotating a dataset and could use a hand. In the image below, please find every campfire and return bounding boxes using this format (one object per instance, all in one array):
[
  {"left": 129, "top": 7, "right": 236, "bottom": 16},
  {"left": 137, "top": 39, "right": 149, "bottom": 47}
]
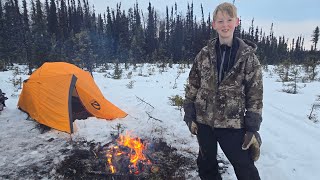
[
  {"left": 106, "top": 132, "right": 154, "bottom": 175},
  {"left": 55, "top": 132, "right": 198, "bottom": 179}
]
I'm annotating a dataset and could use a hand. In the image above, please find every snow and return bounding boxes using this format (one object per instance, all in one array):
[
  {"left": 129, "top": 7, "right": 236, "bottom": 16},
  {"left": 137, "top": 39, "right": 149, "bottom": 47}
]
[{"left": 1, "top": 63, "right": 320, "bottom": 179}]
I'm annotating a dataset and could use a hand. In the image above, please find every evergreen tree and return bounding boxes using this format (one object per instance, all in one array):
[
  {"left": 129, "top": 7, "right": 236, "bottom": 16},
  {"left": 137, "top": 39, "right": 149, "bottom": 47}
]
[
  {"left": 74, "top": 0, "right": 83, "bottom": 33},
  {"left": 250, "top": 18, "right": 254, "bottom": 41},
  {"left": 200, "top": 4, "right": 207, "bottom": 46},
  {"left": 311, "top": 26, "right": 319, "bottom": 50},
  {"left": 168, "top": 5, "right": 175, "bottom": 60},
  {"left": 172, "top": 13, "right": 183, "bottom": 62},
  {"left": 47, "top": 0, "right": 58, "bottom": 36},
  {"left": 117, "top": 10, "right": 130, "bottom": 62},
  {"left": 184, "top": 2, "right": 194, "bottom": 62},
  {"left": 165, "top": 6, "right": 170, "bottom": 58},
  {"left": 22, "top": 0, "right": 32, "bottom": 74},
  {"left": 82, "top": 0, "right": 91, "bottom": 30},
  {"left": 91, "top": 5, "right": 97, "bottom": 32},
  {"left": 3, "top": 0, "right": 24, "bottom": 63},
  {"left": 145, "top": 2, "right": 157, "bottom": 58},
  {"left": 129, "top": 3, "right": 145, "bottom": 63},
  {"left": 44, "top": 0, "right": 49, "bottom": 32},
  {"left": 155, "top": 20, "right": 167, "bottom": 62},
  {"left": 58, "top": 0, "right": 68, "bottom": 41},
  {"left": 105, "top": 6, "right": 114, "bottom": 61},
  {"left": 254, "top": 26, "right": 259, "bottom": 43},
  {"left": 73, "top": 30, "right": 95, "bottom": 74},
  {"left": 31, "top": 0, "right": 50, "bottom": 67},
  {"left": 207, "top": 13, "right": 214, "bottom": 39},
  {"left": 97, "top": 13, "right": 103, "bottom": 35},
  {"left": 0, "top": 0, "right": 5, "bottom": 64}
]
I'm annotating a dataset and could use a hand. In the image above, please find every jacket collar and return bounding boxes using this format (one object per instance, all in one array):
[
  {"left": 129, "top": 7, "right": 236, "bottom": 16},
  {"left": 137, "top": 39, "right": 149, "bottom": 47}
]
[{"left": 208, "top": 37, "right": 257, "bottom": 65}]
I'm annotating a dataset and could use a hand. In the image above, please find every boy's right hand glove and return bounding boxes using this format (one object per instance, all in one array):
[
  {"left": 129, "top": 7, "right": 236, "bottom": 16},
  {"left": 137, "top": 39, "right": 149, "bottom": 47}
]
[
  {"left": 187, "top": 121, "right": 198, "bottom": 135},
  {"left": 242, "top": 131, "right": 262, "bottom": 161},
  {"left": 183, "top": 102, "right": 197, "bottom": 135}
]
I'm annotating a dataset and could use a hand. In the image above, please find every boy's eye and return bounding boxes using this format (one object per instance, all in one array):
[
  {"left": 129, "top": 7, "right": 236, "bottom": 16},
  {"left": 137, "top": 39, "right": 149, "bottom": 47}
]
[
  {"left": 218, "top": 20, "right": 223, "bottom": 23},
  {"left": 228, "top": 19, "right": 232, "bottom": 22}
]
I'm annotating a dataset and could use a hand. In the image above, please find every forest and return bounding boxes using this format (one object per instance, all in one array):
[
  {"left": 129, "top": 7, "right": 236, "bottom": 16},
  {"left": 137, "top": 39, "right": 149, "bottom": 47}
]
[{"left": 0, "top": 0, "right": 319, "bottom": 73}]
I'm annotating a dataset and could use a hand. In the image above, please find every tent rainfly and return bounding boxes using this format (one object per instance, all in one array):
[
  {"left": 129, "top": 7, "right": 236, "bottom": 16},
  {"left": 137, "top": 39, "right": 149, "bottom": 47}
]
[{"left": 18, "top": 62, "right": 127, "bottom": 133}]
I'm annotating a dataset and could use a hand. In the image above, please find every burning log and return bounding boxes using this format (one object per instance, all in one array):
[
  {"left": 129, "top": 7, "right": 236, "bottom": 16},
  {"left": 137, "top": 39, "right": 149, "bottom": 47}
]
[{"left": 105, "top": 132, "right": 153, "bottom": 175}]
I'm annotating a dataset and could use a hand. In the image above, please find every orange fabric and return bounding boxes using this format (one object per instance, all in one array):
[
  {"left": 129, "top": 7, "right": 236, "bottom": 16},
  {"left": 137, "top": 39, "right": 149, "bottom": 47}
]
[{"left": 18, "top": 62, "right": 127, "bottom": 133}]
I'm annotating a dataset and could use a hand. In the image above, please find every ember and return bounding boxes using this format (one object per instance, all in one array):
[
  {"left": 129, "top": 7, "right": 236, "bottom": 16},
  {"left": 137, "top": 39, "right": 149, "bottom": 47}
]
[{"left": 106, "top": 132, "right": 152, "bottom": 175}]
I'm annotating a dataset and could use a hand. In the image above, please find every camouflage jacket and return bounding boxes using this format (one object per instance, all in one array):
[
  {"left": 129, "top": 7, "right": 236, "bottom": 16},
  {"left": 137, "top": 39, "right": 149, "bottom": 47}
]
[{"left": 184, "top": 37, "right": 263, "bottom": 131}]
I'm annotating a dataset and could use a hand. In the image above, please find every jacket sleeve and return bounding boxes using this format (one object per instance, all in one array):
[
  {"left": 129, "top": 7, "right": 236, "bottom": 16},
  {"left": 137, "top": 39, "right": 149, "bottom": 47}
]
[
  {"left": 183, "top": 51, "right": 202, "bottom": 124},
  {"left": 244, "top": 54, "right": 263, "bottom": 132}
]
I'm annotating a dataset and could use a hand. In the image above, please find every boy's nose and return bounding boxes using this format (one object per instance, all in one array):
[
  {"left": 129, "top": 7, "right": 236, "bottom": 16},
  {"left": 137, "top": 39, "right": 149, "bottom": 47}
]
[{"left": 222, "top": 22, "right": 227, "bottom": 27}]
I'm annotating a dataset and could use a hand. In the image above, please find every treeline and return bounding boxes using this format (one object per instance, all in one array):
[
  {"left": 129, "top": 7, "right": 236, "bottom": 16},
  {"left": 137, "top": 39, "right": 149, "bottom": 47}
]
[{"left": 0, "top": 0, "right": 319, "bottom": 73}]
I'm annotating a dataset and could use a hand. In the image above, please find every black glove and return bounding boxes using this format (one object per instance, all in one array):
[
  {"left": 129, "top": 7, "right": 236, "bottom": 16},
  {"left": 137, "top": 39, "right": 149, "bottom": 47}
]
[
  {"left": 242, "top": 131, "right": 262, "bottom": 161},
  {"left": 183, "top": 102, "right": 197, "bottom": 135}
]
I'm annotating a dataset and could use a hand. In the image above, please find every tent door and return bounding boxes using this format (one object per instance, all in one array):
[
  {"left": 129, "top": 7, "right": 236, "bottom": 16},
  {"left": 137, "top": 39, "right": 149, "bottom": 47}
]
[{"left": 71, "top": 87, "right": 92, "bottom": 121}]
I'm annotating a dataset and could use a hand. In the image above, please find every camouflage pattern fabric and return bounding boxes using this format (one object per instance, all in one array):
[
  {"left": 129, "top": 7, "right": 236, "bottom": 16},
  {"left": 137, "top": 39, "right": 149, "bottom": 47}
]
[{"left": 184, "top": 37, "right": 263, "bottom": 131}]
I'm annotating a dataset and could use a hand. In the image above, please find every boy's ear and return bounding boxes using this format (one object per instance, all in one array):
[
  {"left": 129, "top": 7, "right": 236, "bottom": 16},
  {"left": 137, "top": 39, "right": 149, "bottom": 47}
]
[
  {"left": 236, "top": 17, "right": 240, "bottom": 27},
  {"left": 212, "top": 20, "right": 216, "bottom": 30}
]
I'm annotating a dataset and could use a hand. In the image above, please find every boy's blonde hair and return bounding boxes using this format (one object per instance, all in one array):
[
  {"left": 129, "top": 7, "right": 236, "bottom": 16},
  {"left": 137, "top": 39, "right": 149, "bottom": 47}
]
[{"left": 213, "top": 2, "right": 237, "bottom": 20}]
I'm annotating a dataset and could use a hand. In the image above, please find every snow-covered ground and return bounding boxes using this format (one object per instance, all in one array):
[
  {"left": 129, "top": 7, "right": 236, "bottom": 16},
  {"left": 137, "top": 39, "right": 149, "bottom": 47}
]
[{"left": 0, "top": 63, "right": 320, "bottom": 179}]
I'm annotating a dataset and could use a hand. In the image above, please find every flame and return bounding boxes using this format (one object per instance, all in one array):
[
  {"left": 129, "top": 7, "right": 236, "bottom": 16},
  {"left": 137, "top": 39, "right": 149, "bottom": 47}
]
[
  {"left": 106, "top": 132, "right": 151, "bottom": 174},
  {"left": 106, "top": 147, "right": 116, "bottom": 173}
]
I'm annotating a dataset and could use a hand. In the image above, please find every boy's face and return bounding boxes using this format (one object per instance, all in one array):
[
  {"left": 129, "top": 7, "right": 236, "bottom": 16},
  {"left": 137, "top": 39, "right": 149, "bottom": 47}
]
[{"left": 212, "top": 10, "right": 239, "bottom": 41}]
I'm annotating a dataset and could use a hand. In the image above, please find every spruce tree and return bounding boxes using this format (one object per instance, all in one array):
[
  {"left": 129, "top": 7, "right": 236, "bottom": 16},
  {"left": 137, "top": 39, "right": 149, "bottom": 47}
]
[
  {"left": 58, "top": 0, "right": 68, "bottom": 41},
  {"left": 145, "top": 2, "right": 156, "bottom": 58},
  {"left": 312, "top": 26, "right": 319, "bottom": 50},
  {"left": 130, "top": 3, "right": 145, "bottom": 63},
  {"left": 3, "top": 0, "right": 24, "bottom": 63},
  {"left": 31, "top": 0, "right": 50, "bottom": 66},
  {"left": 184, "top": 2, "right": 194, "bottom": 62},
  {"left": 0, "top": 0, "right": 5, "bottom": 65},
  {"left": 172, "top": 13, "right": 183, "bottom": 62},
  {"left": 74, "top": 0, "right": 83, "bottom": 33},
  {"left": 22, "top": 0, "right": 32, "bottom": 74},
  {"left": 47, "top": 0, "right": 58, "bottom": 36},
  {"left": 118, "top": 10, "right": 130, "bottom": 62}
]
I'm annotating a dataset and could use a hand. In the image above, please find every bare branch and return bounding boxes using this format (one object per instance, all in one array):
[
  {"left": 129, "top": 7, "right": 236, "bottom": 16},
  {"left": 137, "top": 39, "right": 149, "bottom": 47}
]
[
  {"left": 135, "top": 95, "right": 155, "bottom": 109},
  {"left": 146, "top": 112, "right": 163, "bottom": 122}
]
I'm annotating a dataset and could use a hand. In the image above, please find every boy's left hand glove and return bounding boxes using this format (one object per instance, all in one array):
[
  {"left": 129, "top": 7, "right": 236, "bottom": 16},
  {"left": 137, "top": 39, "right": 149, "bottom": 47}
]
[{"left": 242, "top": 131, "right": 262, "bottom": 161}]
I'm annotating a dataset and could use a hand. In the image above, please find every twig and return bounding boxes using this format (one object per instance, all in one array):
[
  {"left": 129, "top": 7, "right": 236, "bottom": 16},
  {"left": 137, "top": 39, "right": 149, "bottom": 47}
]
[
  {"left": 146, "top": 112, "right": 163, "bottom": 122},
  {"left": 91, "top": 150, "right": 98, "bottom": 159},
  {"left": 309, "top": 102, "right": 320, "bottom": 120},
  {"left": 128, "top": 114, "right": 139, "bottom": 120},
  {"left": 135, "top": 95, "right": 155, "bottom": 109},
  {"left": 309, "top": 104, "right": 315, "bottom": 119},
  {"left": 173, "top": 71, "right": 181, "bottom": 89}
]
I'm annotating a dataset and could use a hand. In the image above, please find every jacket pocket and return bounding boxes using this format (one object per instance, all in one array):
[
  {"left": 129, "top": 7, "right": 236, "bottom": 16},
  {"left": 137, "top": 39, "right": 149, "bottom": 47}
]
[{"left": 222, "top": 85, "right": 245, "bottom": 119}]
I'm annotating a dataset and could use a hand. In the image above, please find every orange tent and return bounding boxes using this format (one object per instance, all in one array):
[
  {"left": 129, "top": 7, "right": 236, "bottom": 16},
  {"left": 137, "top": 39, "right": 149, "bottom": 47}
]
[{"left": 18, "top": 62, "right": 127, "bottom": 133}]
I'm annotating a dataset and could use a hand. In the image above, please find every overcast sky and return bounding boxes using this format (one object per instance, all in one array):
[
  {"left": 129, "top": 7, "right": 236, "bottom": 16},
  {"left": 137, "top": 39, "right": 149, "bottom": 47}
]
[{"left": 90, "top": 0, "right": 320, "bottom": 49}]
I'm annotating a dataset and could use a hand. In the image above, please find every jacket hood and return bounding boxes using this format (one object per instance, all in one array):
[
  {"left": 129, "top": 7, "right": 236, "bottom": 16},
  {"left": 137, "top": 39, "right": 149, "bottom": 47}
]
[{"left": 241, "top": 38, "right": 257, "bottom": 52}]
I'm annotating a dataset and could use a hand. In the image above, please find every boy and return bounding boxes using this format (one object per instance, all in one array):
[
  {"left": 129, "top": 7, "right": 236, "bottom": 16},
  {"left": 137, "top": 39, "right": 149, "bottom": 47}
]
[{"left": 183, "top": 2, "right": 263, "bottom": 180}]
